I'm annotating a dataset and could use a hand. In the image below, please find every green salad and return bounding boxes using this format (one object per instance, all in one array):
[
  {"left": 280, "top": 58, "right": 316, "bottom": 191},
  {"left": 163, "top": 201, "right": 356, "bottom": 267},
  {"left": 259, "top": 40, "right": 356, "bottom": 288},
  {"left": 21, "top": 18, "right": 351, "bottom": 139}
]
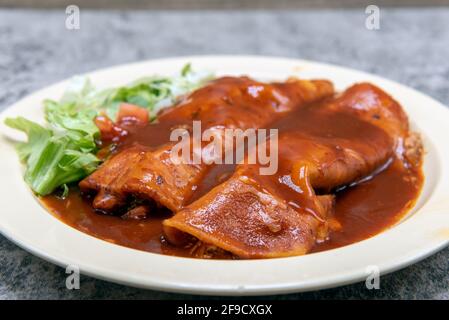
[{"left": 5, "top": 64, "right": 212, "bottom": 197}]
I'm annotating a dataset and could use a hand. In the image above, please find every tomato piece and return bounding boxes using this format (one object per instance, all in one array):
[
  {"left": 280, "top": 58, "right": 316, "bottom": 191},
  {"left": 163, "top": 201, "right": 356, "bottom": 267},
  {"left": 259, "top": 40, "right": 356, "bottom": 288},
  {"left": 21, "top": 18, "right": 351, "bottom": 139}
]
[
  {"left": 94, "top": 115, "right": 114, "bottom": 135},
  {"left": 117, "top": 103, "right": 149, "bottom": 125}
]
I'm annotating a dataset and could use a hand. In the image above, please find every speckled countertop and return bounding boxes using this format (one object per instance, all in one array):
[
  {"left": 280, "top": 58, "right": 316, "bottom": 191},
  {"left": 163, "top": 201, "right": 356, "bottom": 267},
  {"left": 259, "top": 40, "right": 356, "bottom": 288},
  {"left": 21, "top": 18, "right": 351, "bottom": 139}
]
[{"left": 0, "top": 8, "right": 448, "bottom": 300}]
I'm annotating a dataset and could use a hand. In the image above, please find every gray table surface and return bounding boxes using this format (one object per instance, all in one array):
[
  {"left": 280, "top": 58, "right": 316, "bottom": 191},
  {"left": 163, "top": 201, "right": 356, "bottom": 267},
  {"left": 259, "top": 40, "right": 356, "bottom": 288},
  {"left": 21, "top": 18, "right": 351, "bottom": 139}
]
[{"left": 0, "top": 8, "right": 448, "bottom": 300}]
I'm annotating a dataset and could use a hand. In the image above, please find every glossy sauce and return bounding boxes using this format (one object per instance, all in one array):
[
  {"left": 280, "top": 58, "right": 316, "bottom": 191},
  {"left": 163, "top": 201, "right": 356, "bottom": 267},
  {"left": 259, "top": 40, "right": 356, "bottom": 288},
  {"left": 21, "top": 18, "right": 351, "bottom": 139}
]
[
  {"left": 40, "top": 86, "right": 423, "bottom": 259},
  {"left": 41, "top": 157, "right": 422, "bottom": 257},
  {"left": 41, "top": 78, "right": 423, "bottom": 258},
  {"left": 42, "top": 164, "right": 239, "bottom": 258},
  {"left": 313, "top": 159, "right": 422, "bottom": 252}
]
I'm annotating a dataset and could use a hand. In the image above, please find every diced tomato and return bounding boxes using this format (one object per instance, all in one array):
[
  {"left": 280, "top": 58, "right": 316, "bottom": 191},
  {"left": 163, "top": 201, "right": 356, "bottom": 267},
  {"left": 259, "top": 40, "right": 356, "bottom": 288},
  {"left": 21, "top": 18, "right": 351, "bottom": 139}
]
[
  {"left": 94, "top": 115, "right": 114, "bottom": 135},
  {"left": 117, "top": 103, "right": 149, "bottom": 125},
  {"left": 94, "top": 104, "right": 148, "bottom": 146}
]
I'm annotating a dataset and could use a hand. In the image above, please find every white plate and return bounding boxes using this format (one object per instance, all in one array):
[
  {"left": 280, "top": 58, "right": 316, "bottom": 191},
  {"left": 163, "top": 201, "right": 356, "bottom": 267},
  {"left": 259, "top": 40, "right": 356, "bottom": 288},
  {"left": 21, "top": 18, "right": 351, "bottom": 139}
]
[{"left": 1, "top": 56, "right": 448, "bottom": 296}]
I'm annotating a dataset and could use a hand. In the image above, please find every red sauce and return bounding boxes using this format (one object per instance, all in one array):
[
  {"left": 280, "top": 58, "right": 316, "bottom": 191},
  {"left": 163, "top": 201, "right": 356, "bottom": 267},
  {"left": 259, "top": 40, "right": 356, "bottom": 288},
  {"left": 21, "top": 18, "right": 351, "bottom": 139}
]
[
  {"left": 41, "top": 133, "right": 423, "bottom": 259},
  {"left": 39, "top": 78, "right": 424, "bottom": 259},
  {"left": 313, "top": 159, "right": 422, "bottom": 252},
  {"left": 41, "top": 157, "right": 422, "bottom": 257}
]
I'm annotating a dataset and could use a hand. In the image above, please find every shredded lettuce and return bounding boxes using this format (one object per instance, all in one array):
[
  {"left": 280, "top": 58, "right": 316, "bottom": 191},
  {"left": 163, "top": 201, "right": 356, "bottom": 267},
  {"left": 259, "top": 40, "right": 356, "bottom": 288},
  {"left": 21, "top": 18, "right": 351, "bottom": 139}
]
[
  {"left": 4, "top": 117, "right": 98, "bottom": 196},
  {"left": 5, "top": 64, "right": 212, "bottom": 196}
]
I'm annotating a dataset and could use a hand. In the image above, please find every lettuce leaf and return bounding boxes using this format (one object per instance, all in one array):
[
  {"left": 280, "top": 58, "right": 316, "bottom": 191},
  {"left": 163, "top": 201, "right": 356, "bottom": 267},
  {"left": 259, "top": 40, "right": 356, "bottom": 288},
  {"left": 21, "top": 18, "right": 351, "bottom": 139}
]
[
  {"left": 5, "top": 117, "right": 100, "bottom": 195},
  {"left": 5, "top": 64, "right": 212, "bottom": 196}
]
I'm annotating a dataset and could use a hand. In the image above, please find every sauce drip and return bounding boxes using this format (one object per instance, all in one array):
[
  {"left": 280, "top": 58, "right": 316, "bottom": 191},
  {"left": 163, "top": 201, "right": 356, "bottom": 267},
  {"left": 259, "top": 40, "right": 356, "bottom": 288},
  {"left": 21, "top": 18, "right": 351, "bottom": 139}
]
[
  {"left": 41, "top": 157, "right": 422, "bottom": 257},
  {"left": 40, "top": 83, "right": 423, "bottom": 259}
]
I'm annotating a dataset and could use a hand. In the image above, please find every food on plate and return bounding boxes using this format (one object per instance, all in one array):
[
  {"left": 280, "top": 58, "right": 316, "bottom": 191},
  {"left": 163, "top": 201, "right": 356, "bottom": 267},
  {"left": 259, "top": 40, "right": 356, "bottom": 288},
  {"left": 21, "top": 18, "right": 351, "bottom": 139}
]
[
  {"left": 79, "top": 76, "right": 334, "bottom": 213},
  {"left": 163, "top": 83, "right": 422, "bottom": 258},
  {"left": 5, "top": 66, "right": 423, "bottom": 259},
  {"left": 5, "top": 64, "right": 210, "bottom": 196}
]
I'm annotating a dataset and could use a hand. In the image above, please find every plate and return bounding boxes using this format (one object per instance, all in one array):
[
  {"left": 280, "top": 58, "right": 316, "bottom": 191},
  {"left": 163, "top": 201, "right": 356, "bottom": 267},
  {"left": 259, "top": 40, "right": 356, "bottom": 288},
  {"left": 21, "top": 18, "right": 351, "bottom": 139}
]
[{"left": 1, "top": 56, "right": 448, "bottom": 296}]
